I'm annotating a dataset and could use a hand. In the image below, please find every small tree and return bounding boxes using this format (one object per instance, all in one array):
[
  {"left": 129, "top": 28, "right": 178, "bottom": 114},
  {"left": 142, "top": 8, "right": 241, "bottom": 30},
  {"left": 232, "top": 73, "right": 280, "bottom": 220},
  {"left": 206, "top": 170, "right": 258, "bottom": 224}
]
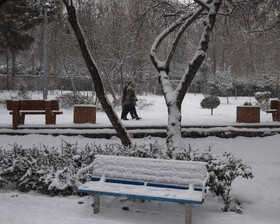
[
  {"left": 254, "top": 91, "right": 271, "bottom": 110},
  {"left": 150, "top": 0, "right": 223, "bottom": 149},
  {"left": 201, "top": 95, "right": 220, "bottom": 115},
  {"left": 208, "top": 69, "right": 234, "bottom": 104}
]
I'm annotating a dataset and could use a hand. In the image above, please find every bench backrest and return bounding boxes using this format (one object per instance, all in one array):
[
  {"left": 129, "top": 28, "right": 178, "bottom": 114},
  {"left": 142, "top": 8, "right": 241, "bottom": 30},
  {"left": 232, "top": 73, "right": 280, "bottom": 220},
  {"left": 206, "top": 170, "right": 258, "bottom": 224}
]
[
  {"left": 91, "top": 155, "right": 208, "bottom": 188},
  {"left": 6, "top": 100, "right": 60, "bottom": 111}
]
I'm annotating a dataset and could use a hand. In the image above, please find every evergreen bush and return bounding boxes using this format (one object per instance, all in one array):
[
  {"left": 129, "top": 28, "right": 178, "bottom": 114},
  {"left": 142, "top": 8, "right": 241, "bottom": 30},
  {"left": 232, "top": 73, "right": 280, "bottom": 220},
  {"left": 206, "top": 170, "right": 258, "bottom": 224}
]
[
  {"left": 254, "top": 91, "right": 271, "bottom": 110},
  {"left": 243, "top": 101, "right": 252, "bottom": 106},
  {"left": 57, "top": 92, "right": 94, "bottom": 108},
  {"left": 200, "top": 95, "right": 221, "bottom": 115}
]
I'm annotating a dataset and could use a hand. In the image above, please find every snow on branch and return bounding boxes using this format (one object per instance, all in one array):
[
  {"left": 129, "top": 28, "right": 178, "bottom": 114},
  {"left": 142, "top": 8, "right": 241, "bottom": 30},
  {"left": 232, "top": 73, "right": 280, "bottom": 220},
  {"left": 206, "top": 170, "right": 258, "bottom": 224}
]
[{"left": 194, "top": 0, "right": 210, "bottom": 11}]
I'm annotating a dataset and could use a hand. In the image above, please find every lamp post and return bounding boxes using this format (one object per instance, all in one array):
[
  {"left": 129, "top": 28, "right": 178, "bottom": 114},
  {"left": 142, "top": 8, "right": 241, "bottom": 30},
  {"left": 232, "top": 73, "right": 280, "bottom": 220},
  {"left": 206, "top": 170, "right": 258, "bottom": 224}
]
[{"left": 43, "top": 6, "right": 48, "bottom": 100}]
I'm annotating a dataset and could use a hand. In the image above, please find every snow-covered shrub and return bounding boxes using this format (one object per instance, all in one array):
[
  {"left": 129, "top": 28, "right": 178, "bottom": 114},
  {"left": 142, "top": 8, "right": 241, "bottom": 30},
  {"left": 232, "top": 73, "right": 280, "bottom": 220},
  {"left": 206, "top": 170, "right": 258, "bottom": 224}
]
[
  {"left": 11, "top": 84, "right": 32, "bottom": 100},
  {"left": 0, "top": 142, "right": 93, "bottom": 195},
  {"left": 167, "top": 145, "right": 253, "bottom": 213},
  {"left": 195, "top": 150, "right": 253, "bottom": 213},
  {"left": 57, "top": 92, "right": 94, "bottom": 108},
  {"left": 122, "top": 141, "right": 166, "bottom": 159},
  {"left": 0, "top": 144, "right": 42, "bottom": 191},
  {"left": 0, "top": 148, "right": 6, "bottom": 188},
  {"left": 254, "top": 91, "right": 271, "bottom": 110},
  {"left": 207, "top": 69, "right": 234, "bottom": 97},
  {"left": 0, "top": 141, "right": 164, "bottom": 195},
  {"left": 136, "top": 98, "right": 154, "bottom": 110},
  {"left": 200, "top": 95, "right": 220, "bottom": 115}
]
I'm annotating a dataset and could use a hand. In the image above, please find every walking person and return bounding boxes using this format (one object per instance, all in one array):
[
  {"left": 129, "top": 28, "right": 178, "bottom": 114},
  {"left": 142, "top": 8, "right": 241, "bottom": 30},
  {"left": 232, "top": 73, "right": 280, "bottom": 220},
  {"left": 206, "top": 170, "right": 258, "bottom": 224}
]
[
  {"left": 124, "top": 82, "right": 141, "bottom": 120},
  {"left": 121, "top": 82, "right": 132, "bottom": 120}
]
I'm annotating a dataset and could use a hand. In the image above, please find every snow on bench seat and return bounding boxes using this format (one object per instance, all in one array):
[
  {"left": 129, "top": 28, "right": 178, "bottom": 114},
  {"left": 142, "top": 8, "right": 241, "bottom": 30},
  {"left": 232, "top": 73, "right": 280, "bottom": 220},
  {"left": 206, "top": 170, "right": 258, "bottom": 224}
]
[{"left": 77, "top": 155, "right": 209, "bottom": 224}]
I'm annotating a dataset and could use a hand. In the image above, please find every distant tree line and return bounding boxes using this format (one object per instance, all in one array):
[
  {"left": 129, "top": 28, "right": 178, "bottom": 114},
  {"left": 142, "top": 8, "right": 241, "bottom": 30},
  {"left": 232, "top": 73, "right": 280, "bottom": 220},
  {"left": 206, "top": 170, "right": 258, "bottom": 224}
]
[{"left": 0, "top": 0, "right": 279, "bottom": 97}]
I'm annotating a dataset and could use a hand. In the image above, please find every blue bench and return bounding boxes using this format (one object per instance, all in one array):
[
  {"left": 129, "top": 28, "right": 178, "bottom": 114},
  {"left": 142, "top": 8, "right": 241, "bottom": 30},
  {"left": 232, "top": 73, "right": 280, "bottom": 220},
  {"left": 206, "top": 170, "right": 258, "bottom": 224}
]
[{"left": 77, "top": 155, "right": 209, "bottom": 224}]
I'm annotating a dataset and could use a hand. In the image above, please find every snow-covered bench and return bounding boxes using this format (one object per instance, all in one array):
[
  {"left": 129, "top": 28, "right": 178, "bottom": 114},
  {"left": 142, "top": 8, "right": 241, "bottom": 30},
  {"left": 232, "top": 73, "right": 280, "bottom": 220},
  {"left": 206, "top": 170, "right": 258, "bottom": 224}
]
[{"left": 77, "top": 155, "right": 209, "bottom": 224}]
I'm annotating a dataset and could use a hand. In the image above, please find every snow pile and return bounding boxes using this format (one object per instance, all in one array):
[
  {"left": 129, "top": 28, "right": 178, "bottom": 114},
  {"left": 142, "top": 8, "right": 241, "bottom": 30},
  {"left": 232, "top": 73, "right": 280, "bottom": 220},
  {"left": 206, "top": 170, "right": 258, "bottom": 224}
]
[{"left": 92, "top": 155, "right": 208, "bottom": 186}]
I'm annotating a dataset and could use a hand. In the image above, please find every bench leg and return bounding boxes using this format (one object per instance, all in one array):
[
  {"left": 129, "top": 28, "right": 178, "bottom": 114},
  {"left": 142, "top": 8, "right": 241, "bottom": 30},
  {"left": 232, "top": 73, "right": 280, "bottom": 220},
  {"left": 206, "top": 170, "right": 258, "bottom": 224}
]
[
  {"left": 19, "top": 113, "right": 25, "bottom": 125},
  {"left": 273, "top": 113, "right": 280, "bottom": 122},
  {"left": 185, "top": 204, "right": 192, "bottom": 224},
  {"left": 93, "top": 195, "right": 100, "bottom": 214},
  {"left": 12, "top": 101, "right": 20, "bottom": 129},
  {"left": 45, "top": 101, "right": 56, "bottom": 124},
  {"left": 46, "top": 114, "right": 56, "bottom": 124}
]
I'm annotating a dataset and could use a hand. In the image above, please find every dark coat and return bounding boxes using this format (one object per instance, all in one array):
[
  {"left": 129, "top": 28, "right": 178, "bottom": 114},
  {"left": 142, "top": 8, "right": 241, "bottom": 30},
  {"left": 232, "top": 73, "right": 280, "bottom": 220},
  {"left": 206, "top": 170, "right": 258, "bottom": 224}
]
[{"left": 124, "top": 86, "right": 138, "bottom": 106}]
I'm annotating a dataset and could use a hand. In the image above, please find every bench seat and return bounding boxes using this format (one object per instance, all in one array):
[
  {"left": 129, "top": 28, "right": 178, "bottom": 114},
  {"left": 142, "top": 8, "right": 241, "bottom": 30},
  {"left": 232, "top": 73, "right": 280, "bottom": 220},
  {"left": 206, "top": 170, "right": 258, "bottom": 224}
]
[
  {"left": 9, "top": 110, "right": 63, "bottom": 115},
  {"left": 78, "top": 179, "right": 204, "bottom": 204},
  {"left": 266, "top": 109, "right": 277, "bottom": 114}
]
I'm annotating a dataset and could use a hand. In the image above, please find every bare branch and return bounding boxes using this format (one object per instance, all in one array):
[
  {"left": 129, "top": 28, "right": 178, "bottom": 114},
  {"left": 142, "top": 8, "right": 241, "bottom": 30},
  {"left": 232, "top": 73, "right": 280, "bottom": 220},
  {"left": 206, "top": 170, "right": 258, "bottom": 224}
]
[
  {"left": 150, "top": 12, "right": 195, "bottom": 71},
  {"left": 176, "top": 0, "right": 223, "bottom": 103},
  {"left": 166, "top": 7, "right": 205, "bottom": 69}
]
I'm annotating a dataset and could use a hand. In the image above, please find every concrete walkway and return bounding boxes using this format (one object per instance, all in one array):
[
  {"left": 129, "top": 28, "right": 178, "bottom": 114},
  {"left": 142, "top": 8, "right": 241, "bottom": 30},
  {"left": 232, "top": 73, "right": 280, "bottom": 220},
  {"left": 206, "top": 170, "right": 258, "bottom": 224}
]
[{"left": 1, "top": 123, "right": 280, "bottom": 138}]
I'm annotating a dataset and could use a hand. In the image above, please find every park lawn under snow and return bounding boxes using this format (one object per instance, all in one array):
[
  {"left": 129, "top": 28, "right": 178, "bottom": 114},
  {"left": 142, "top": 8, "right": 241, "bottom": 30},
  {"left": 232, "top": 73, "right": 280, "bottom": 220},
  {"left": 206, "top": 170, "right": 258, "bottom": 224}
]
[
  {"left": 0, "top": 91, "right": 275, "bottom": 127},
  {"left": 0, "top": 91, "right": 280, "bottom": 224}
]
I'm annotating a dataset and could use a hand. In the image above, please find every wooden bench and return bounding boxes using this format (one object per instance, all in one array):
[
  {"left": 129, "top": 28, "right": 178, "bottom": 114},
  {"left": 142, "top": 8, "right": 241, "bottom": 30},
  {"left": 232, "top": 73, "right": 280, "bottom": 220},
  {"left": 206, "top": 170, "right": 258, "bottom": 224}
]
[
  {"left": 266, "top": 100, "right": 280, "bottom": 121},
  {"left": 6, "top": 100, "right": 63, "bottom": 129},
  {"left": 77, "top": 155, "right": 209, "bottom": 224}
]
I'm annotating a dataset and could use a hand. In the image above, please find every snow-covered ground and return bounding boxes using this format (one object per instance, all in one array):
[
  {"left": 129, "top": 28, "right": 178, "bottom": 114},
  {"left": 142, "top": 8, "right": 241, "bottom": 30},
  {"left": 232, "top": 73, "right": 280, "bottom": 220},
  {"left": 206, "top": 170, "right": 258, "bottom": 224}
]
[
  {"left": 0, "top": 92, "right": 280, "bottom": 224},
  {"left": 0, "top": 91, "right": 275, "bottom": 127}
]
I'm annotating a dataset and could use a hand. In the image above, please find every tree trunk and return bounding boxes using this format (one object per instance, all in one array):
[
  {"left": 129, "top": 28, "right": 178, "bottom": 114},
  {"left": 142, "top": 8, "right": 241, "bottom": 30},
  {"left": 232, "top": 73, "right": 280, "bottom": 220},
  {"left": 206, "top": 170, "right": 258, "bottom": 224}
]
[
  {"left": 104, "top": 70, "right": 118, "bottom": 106},
  {"left": 11, "top": 50, "right": 16, "bottom": 90},
  {"left": 63, "top": 61, "right": 78, "bottom": 103},
  {"left": 31, "top": 50, "right": 35, "bottom": 76},
  {"left": 62, "top": 0, "right": 132, "bottom": 147},
  {"left": 61, "top": 43, "right": 78, "bottom": 103},
  {"left": 212, "top": 28, "right": 217, "bottom": 76},
  {"left": 277, "top": 77, "right": 280, "bottom": 100},
  {"left": 166, "top": 100, "right": 183, "bottom": 150},
  {"left": 6, "top": 50, "right": 9, "bottom": 90}
]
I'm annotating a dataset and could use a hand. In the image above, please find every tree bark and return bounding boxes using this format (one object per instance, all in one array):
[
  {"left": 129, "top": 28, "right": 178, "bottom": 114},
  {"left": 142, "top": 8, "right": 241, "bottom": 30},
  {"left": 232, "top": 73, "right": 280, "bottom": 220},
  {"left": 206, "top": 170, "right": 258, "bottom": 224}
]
[
  {"left": 103, "top": 69, "right": 118, "bottom": 106},
  {"left": 62, "top": 0, "right": 132, "bottom": 147},
  {"left": 11, "top": 50, "right": 16, "bottom": 90},
  {"left": 166, "top": 101, "right": 182, "bottom": 148},
  {"left": 61, "top": 43, "right": 78, "bottom": 103},
  {"left": 6, "top": 50, "right": 9, "bottom": 90}
]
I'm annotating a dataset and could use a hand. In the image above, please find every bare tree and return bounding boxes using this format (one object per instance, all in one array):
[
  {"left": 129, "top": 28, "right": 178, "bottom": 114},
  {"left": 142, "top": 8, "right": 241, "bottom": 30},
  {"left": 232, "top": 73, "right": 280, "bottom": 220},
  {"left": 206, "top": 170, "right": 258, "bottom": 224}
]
[
  {"left": 150, "top": 0, "right": 223, "bottom": 150},
  {"left": 79, "top": 0, "right": 160, "bottom": 99},
  {"left": 61, "top": 0, "right": 132, "bottom": 147}
]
